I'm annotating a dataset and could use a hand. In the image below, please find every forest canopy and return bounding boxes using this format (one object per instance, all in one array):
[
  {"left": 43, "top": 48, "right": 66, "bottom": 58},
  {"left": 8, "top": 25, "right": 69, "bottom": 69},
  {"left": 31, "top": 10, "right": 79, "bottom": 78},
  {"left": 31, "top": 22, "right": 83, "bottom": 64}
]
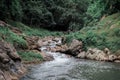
[{"left": 0, "top": 0, "right": 120, "bottom": 31}]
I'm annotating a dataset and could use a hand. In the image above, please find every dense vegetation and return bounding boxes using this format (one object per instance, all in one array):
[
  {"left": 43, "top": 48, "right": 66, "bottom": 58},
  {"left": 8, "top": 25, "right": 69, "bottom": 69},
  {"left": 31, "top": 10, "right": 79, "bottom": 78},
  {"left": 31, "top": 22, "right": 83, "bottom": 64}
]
[
  {"left": 0, "top": 0, "right": 120, "bottom": 61},
  {"left": 66, "top": 13, "right": 120, "bottom": 52},
  {"left": 0, "top": 0, "right": 120, "bottom": 31}
]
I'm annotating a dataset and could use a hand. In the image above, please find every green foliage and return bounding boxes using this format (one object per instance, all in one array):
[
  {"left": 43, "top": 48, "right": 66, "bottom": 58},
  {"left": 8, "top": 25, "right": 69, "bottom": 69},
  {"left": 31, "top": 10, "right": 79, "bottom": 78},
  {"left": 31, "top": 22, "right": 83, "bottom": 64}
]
[
  {"left": 8, "top": 21, "right": 63, "bottom": 37},
  {"left": 0, "top": 0, "right": 89, "bottom": 31},
  {"left": 0, "top": 26, "right": 27, "bottom": 49},
  {"left": 113, "top": 28, "right": 120, "bottom": 37},
  {"left": 0, "top": 0, "right": 22, "bottom": 21},
  {"left": 18, "top": 51, "right": 43, "bottom": 61},
  {"left": 66, "top": 13, "right": 120, "bottom": 53},
  {"left": 85, "top": 0, "right": 120, "bottom": 26}
]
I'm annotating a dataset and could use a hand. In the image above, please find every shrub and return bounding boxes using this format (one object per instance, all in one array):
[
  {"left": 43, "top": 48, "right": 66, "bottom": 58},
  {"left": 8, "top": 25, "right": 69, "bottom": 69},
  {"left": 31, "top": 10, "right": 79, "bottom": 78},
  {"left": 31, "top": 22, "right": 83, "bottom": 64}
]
[
  {"left": 85, "top": 31, "right": 98, "bottom": 46},
  {"left": 113, "top": 28, "right": 120, "bottom": 37}
]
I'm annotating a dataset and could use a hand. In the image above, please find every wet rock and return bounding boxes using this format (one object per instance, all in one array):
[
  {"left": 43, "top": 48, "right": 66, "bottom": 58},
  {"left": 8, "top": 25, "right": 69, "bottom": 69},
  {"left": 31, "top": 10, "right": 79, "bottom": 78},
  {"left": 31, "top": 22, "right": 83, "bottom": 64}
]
[
  {"left": 108, "top": 54, "right": 117, "bottom": 62},
  {"left": 44, "top": 54, "right": 54, "bottom": 61},
  {"left": 114, "top": 60, "right": 120, "bottom": 63},
  {"left": 41, "top": 52, "right": 54, "bottom": 61},
  {"left": 51, "top": 44, "right": 68, "bottom": 53},
  {"left": 77, "top": 51, "right": 86, "bottom": 59},
  {"left": 0, "top": 40, "right": 26, "bottom": 80},
  {"left": 32, "top": 50, "right": 54, "bottom": 61}
]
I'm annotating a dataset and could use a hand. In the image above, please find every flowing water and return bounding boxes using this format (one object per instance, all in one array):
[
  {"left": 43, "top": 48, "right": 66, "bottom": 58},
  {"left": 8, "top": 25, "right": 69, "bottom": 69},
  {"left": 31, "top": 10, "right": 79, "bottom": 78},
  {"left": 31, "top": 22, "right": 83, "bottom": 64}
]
[{"left": 20, "top": 39, "right": 120, "bottom": 80}]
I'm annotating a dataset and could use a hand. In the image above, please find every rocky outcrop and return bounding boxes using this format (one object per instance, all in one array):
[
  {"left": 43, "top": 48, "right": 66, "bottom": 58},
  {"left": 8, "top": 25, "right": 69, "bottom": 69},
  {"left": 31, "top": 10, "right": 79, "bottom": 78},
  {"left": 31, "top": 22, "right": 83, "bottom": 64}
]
[
  {"left": 62, "top": 39, "right": 83, "bottom": 56},
  {"left": 0, "top": 40, "right": 26, "bottom": 80},
  {"left": 85, "top": 48, "right": 109, "bottom": 61},
  {"left": 24, "top": 36, "right": 39, "bottom": 50},
  {"left": 77, "top": 48, "right": 120, "bottom": 62}
]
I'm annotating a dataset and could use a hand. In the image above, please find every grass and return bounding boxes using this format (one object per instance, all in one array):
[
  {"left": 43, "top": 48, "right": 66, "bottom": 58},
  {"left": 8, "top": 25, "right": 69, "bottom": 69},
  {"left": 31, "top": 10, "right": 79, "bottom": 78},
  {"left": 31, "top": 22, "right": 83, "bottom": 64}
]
[
  {"left": 0, "top": 21, "right": 63, "bottom": 62},
  {"left": 7, "top": 21, "right": 64, "bottom": 37},
  {"left": 0, "top": 26, "right": 27, "bottom": 49},
  {"left": 0, "top": 21, "right": 62, "bottom": 62},
  {"left": 18, "top": 51, "right": 43, "bottom": 61},
  {"left": 65, "top": 13, "right": 120, "bottom": 53}
]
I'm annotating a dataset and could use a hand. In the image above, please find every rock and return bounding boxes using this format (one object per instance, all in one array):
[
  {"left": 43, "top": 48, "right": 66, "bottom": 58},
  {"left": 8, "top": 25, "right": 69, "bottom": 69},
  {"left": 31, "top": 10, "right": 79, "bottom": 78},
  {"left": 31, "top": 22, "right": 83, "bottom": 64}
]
[
  {"left": 96, "top": 52, "right": 109, "bottom": 61},
  {"left": 86, "top": 48, "right": 98, "bottom": 60},
  {"left": 116, "top": 55, "right": 120, "bottom": 60},
  {"left": 114, "top": 60, "right": 120, "bottom": 63},
  {"left": 108, "top": 54, "right": 117, "bottom": 61},
  {"left": 41, "top": 52, "right": 54, "bottom": 61},
  {"left": 0, "top": 20, "right": 7, "bottom": 27},
  {"left": 58, "top": 44, "right": 68, "bottom": 52},
  {"left": 65, "top": 39, "right": 83, "bottom": 56},
  {"left": 10, "top": 27, "right": 23, "bottom": 36},
  {"left": 51, "top": 44, "right": 68, "bottom": 53},
  {"left": 86, "top": 48, "right": 109, "bottom": 61},
  {"left": 24, "top": 36, "right": 39, "bottom": 49},
  {"left": 52, "top": 37, "right": 60, "bottom": 42},
  {"left": 43, "top": 53, "right": 54, "bottom": 61},
  {"left": 0, "top": 40, "right": 26, "bottom": 80},
  {"left": 104, "top": 48, "right": 111, "bottom": 55},
  {"left": 77, "top": 51, "right": 86, "bottom": 59}
]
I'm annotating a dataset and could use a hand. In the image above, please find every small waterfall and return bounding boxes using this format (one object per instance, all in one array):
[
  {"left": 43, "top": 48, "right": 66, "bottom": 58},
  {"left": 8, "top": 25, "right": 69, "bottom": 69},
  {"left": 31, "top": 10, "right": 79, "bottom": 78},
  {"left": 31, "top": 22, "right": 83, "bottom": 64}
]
[{"left": 40, "top": 38, "right": 69, "bottom": 63}]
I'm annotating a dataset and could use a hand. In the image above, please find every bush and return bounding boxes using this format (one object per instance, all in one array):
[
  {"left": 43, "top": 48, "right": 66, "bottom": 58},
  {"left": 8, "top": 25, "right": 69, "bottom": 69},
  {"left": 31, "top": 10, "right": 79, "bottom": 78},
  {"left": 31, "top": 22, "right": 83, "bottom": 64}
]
[
  {"left": 113, "top": 28, "right": 120, "bottom": 37},
  {"left": 85, "top": 31, "right": 98, "bottom": 46}
]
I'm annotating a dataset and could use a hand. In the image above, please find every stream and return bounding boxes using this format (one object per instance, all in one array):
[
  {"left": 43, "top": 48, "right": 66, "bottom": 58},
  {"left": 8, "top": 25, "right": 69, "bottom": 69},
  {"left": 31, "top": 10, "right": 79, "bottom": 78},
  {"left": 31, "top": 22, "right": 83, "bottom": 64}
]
[{"left": 20, "top": 39, "right": 120, "bottom": 80}]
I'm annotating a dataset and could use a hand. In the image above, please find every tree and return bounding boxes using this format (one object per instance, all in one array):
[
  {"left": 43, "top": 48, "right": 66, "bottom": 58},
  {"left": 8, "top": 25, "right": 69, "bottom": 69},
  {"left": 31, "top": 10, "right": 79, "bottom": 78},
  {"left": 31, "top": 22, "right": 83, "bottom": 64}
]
[{"left": 0, "top": 0, "right": 22, "bottom": 21}]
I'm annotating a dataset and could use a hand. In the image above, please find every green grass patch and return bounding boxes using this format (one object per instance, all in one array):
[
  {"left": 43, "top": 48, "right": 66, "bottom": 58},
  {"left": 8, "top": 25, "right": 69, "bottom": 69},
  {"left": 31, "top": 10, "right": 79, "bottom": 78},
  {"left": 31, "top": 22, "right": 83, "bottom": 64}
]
[
  {"left": 7, "top": 21, "right": 64, "bottom": 37},
  {"left": 18, "top": 51, "right": 43, "bottom": 61},
  {"left": 0, "top": 26, "right": 27, "bottom": 49}
]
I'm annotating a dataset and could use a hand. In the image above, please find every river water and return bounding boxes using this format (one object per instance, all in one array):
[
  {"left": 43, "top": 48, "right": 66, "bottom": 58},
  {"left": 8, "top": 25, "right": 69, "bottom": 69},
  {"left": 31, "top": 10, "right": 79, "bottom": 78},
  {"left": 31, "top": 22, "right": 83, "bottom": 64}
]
[{"left": 20, "top": 39, "right": 120, "bottom": 80}]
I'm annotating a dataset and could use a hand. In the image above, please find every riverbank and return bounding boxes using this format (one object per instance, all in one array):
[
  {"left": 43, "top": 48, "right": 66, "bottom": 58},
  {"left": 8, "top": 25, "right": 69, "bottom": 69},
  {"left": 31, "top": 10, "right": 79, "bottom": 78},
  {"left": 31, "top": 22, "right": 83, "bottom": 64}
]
[
  {"left": 0, "top": 21, "right": 62, "bottom": 80},
  {"left": 20, "top": 38, "right": 120, "bottom": 80}
]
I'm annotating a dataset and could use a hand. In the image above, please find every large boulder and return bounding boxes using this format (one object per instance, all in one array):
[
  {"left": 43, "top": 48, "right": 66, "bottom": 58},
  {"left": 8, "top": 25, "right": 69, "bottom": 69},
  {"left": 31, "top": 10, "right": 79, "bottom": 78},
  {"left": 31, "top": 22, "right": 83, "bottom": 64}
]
[
  {"left": 0, "top": 40, "right": 26, "bottom": 80},
  {"left": 65, "top": 39, "right": 83, "bottom": 56},
  {"left": 86, "top": 48, "right": 109, "bottom": 61}
]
